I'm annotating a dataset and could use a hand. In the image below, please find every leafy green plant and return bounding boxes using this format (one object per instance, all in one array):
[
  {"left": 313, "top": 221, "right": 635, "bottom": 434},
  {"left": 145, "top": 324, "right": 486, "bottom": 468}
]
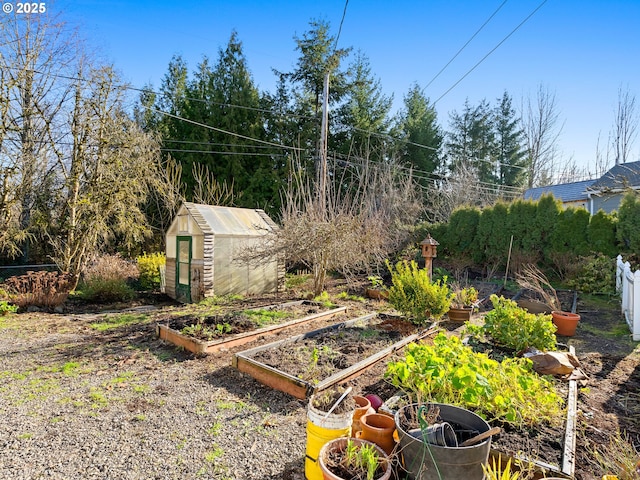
[
  {"left": 367, "top": 275, "right": 384, "bottom": 289},
  {"left": 482, "top": 456, "right": 520, "bottom": 480},
  {"left": 386, "top": 259, "right": 452, "bottom": 324},
  {"left": 449, "top": 284, "right": 479, "bottom": 309},
  {"left": 385, "top": 333, "right": 563, "bottom": 427},
  {"left": 242, "top": 308, "right": 291, "bottom": 326},
  {"left": 336, "top": 291, "right": 366, "bottom": 302},
  {"left": 313, "top": 291, "right": 336, "bottom": 308},
  {"left": 0, "top": 300, "right": 18, "bottom": 315},
  {"left": 182, "top": 322, "right": 231, "bottom": 340},
  {"left": 336, "top": 439, "right": 382, "bottom": 480},
  {"left": 480, "top": 295, "right": 557, "bottom": 352},
  {"left": 136, "top": 252, "right": 166, "bottom": 290}
]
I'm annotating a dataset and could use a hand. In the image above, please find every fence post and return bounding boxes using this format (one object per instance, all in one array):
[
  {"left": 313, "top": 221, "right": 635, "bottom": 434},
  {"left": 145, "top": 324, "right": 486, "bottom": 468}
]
[
  {"left": 616, "top": 255, "right": 623, "bottom": 292},
  {"left": 633, "top": 269, "right": 640, "bottom": 341}
]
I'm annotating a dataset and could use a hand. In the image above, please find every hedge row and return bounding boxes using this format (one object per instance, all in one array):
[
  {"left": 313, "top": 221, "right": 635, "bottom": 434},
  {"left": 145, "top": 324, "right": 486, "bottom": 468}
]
[{"left": 422, "top": 191, "right": 640, "bottom": 277}]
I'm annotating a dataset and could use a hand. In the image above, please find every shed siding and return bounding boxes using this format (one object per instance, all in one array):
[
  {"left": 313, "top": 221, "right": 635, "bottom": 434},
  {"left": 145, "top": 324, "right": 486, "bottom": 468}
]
[{"left": 165, "top": 258, "right": 177, "bottom": 298}]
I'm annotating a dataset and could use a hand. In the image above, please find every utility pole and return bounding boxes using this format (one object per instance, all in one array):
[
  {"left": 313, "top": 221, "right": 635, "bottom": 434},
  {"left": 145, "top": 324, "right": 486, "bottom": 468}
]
[{"left": 318, "top": 70, "right": 330, "bottom": 216}]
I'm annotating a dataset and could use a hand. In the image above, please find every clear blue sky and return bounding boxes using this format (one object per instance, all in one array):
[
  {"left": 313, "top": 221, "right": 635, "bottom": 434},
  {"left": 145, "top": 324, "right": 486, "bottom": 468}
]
[{"left": 57, "top": 0, "right": 640, "bottom": 177}]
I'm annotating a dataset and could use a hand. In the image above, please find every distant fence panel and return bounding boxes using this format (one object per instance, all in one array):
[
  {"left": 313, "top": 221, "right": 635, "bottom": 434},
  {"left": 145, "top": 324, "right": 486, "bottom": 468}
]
[{"left": 616, "top": 255, "right": 640, "bottom": 341}]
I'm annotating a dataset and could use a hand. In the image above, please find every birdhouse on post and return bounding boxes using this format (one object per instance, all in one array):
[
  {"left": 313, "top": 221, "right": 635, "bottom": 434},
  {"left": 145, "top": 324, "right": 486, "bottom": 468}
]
[{"left": 420, "top": 235, "right": 439, "bottom": 281}]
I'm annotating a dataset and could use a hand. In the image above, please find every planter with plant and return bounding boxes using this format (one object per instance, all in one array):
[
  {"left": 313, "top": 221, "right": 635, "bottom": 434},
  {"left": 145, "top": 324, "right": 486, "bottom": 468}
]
[
  {"left": 386, "top": 260, "right": 452, "bottom": 325},
  {"left": 318, "top": 437, "right": 391, "bottom": 480},
  {"left": 468, "top": 294, "right": 557, "bottom": 353},
  {"left": 516, "top": 264, "right": 580, "bottom": 336},
  {"left": 447, "top": 284, "right": 479, "bottom": 322},
  {"left": 365, "top": 275, "right": 388, "bottom": 300}
]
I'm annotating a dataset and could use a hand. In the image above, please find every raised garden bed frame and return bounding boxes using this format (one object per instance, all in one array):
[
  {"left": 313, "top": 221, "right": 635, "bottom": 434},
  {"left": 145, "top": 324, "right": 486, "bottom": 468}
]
[
  {"left": 156, "top": 300, "right": 347, "bottom": 354},
  {"left": 232, "top": 313, "right": 437, "bottom": 399}
]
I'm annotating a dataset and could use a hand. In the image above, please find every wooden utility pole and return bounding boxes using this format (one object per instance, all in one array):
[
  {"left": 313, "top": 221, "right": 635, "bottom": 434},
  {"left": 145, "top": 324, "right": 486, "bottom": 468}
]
[{"left": 318, "top": 70, "right": 330, "bottom": 215}]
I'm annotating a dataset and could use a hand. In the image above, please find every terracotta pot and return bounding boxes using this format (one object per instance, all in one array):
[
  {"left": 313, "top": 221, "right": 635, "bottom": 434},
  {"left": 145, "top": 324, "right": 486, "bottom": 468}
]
[
  {"left": 552, "top": 311, "right": 580, "bottom": 336},
  {"left": 357, "top": 412, "right": 397, "bottom": 455},
  {"left": 318, "top": 437, "right": 391, "bottom": 480},
  {"left": 365, "top": 288, "right": 389, "bottom": 300},
  {"left": 352, "top": 395, "right": 375, "bottom": 437},
  {"left": 447, "top": 306, "right": 473, "bottom": 322}
]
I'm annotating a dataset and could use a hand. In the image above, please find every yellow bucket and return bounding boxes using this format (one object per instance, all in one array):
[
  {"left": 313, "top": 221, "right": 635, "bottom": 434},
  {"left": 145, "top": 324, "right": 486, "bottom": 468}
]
[{"left": 304, "top": 397, "right": 353, "bottom": 480}]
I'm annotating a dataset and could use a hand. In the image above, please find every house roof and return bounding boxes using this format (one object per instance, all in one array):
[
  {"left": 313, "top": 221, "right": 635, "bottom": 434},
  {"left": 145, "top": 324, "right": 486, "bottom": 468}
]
[
  {"left": 182, "top": 203, "right": 277, "bottom": 237},
  {"left": 523, "top": 179, "right": 596, "bottom": 202},
  {"left": 587, "top": 160, "right": 640, "bottom": 191}
]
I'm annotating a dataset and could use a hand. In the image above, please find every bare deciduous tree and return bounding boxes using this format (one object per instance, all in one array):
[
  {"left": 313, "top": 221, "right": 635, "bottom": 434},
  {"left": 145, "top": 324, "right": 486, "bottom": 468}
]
[
  {"left": 252, "top": 154, "right": 422, "bottom": 295},
  {"left": 49, "top": 66, "right": 164, "bottom": 285},
  {"left": 522, "top": 84, "right": 563, "bottom": 188},
  {"left": 611, "top": 86, "right": 638, "bottom": 165},
  {"left": 426, "top": 163, "right": 518, "bottom": 223}
]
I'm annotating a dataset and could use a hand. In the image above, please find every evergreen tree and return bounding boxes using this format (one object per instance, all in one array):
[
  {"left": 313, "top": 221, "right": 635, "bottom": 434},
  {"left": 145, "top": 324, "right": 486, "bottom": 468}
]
[
  {"left": 395, "top": 84, "right": 444, "bottom": 182},
  {"left": 446, "top": 99, "right": 495, "bottom": 184},
  {"left": 333, "top": 50, "right": 393, "bottom": 162},
  {"left": 493, "top": 91, "right": 527, "bottom": 187}
]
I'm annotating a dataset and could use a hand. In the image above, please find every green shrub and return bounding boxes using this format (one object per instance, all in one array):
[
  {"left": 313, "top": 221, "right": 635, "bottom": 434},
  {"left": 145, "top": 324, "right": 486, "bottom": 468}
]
[
  {"left": 481, "top": 294, "right": 557, "bottom": 352},
  {"left": 136, "top": 252, "right": 166, "bottom": 290},
  {"left": 0, "top": 300, "right": 18, "bottom": 315},
  {"left": 588, "top": 210, "right": 618, "bottom": 256},
  {"left": 78, "top": 278, "right": 136, "bottom": 303},
  {"left": 386, "top": 260, "right": 451, "bottom": 324},
  {"left": 385, "top": 333, "right": 563, "bottom": 427},
  {"left": 445, "top": 207, "right": 481, "bottom": 258},
  {"left": 566, "top": 253, "right": 616, "bottom": 294},
  {"left": 617, "top": 190, "right": 640, "bottom": 252},
  {"left": 79, "top": 254, "right": 138, "bottom": 303}
]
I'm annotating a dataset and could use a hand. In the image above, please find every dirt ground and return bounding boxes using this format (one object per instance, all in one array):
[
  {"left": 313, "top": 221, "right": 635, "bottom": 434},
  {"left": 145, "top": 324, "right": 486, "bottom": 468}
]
[{"left": 2, "top": 277, "right": 639, "bottom": 480}]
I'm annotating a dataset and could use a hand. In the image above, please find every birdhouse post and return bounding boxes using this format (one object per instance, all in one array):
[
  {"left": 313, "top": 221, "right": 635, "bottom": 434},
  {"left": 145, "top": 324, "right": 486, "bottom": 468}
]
[{"left": 420, "top": 235, "right": 439, "bottom": 281}]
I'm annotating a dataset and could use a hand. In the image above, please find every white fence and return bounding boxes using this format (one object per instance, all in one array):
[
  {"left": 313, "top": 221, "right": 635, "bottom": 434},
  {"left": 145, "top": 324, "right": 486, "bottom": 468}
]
[{"left": 616, "top": 255, "right": 640, "bottom": 341}]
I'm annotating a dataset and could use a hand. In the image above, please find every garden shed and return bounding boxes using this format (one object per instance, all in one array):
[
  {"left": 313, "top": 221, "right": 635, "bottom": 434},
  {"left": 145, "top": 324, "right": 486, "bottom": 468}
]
[{"left": 165, "top": 202, "right": 284, "bottom": 303}]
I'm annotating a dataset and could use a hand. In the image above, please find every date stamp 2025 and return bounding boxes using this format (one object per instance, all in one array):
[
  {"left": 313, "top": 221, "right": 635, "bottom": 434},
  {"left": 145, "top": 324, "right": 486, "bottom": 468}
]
[{"left": 3, "top": 2, "right": 47, "bottom": 14}]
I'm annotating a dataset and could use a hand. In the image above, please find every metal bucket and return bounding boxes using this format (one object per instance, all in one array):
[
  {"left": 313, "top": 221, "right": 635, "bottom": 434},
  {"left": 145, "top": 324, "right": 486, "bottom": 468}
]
[{"left": 395, "top": 403, "right": 492, "bottom": 480}]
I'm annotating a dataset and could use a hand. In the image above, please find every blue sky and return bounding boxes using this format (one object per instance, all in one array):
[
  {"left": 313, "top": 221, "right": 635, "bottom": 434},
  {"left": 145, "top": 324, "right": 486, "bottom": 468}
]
[{"left": 56, "top": 0, "right": 640, "bottom": 176}]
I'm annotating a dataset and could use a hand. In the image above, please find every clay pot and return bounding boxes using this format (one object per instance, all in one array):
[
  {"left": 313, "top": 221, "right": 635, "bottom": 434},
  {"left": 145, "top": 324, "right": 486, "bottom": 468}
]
[
  {"left": 357, "top": 412, "right": 397, "bottom": 455},
  {"left": 365, "top": 288, "right": 389, "bottom": 300},
  {"left": 447, "top": 307, "right": 473, "bottom": 322},
  {"left": 552, "top": 311, "right": 580, "bottom": 336},
  {"left": 352, "top": 395, "right": 375, "bottom": 437}
]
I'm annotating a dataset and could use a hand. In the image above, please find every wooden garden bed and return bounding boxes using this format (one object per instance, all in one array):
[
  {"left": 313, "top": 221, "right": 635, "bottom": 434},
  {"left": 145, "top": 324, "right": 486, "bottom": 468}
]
[
  {"left": 233, "top": 313, "right": 437, "bottom": 399},
  {"left": 156, "top": 300, "right": 347, "bottom": 354}
]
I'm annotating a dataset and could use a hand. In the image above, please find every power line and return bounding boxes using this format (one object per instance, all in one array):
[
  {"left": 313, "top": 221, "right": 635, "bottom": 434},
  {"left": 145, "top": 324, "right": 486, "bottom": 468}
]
[
  {"left": 333, "top": 0, "right": 350, "bottom": 52},
  {"left": 434, "top": 0, "right": 549, "bottom": 105},
  {"left": 160, "top": 148, "right": 287, "bottom": 156},
  {"left": 424, "top": 0, "right": 509, "bottom": 91},
  {"left": 148, "top": 107, "right": 303, "bottom": 152}
]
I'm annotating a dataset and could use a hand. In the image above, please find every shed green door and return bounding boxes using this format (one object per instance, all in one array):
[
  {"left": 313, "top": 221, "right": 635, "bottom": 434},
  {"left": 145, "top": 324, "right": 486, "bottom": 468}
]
[{"left": 176, "top": 236, "right": 192, "bottom": 303}]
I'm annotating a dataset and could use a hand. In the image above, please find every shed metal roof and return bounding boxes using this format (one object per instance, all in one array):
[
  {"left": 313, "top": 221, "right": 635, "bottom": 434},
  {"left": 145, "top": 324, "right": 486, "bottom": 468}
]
[
  {"left": 183, "top": 203, "right": 277, "bottom": 237},
  {"left": 523, "top": 179, "right": 596, "bottom": 202}
]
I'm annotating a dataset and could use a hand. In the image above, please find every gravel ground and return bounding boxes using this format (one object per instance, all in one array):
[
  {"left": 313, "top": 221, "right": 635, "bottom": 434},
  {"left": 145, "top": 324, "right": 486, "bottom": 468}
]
[{"left": 0, "top": 307, "right": 319, "bottom": 480}]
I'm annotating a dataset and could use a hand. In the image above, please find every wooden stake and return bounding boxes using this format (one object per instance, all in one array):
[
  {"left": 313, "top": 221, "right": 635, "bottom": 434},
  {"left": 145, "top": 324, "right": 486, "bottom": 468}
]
[{"left": 504, "top": 235, "right": 514, "bottom": 288}]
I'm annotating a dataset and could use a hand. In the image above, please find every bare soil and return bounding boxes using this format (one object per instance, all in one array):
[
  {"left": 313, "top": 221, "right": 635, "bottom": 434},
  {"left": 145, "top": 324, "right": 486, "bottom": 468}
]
[{"left": 2, "top": 277, "right": 639, "bottom": 480}]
